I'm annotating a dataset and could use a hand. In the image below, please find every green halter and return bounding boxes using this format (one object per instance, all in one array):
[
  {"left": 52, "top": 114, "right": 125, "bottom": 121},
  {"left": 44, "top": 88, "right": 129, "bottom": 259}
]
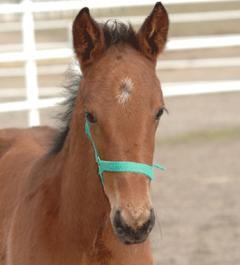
[{"left": 85, "top": 118, "right": 165, "bottom": 184}]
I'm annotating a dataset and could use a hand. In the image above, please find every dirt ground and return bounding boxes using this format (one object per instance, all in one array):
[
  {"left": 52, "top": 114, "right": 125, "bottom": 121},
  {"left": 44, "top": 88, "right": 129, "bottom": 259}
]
[{"left": 150, "top": 92, "right": 240, "bottom": 265}]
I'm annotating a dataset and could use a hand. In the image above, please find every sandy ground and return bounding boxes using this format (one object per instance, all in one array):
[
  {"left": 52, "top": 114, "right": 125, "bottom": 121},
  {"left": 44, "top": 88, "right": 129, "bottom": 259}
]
[
  {"left": 150, "top": 93, "right": 240, "bottom": 265},
  {"left": 152, "top": 135, "right": 240, "bottom": 265}
]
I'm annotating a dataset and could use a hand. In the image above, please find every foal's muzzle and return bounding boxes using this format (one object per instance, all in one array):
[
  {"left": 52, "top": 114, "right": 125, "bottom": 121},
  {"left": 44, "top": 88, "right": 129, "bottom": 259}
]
[{"left": 113, "top": 209, "right": 155, "bottom": 244}]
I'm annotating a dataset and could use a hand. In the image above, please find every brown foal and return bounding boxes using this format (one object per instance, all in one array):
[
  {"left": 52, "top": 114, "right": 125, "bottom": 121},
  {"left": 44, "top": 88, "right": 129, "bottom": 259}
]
[{"left": 0, "top": 2, "right": 169, "bottom": 265}]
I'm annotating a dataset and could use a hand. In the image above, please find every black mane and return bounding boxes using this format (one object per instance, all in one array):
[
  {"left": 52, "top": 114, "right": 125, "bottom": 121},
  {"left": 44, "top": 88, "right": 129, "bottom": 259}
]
[
  {"left": 49, "top": 69, "right": 81, "bottom": 154},
  {"left": 50, "top": 21, "right": 138, "bottom": 154},
  {"left": 103, "top": 21, "right": 138, "bottom": 49}
]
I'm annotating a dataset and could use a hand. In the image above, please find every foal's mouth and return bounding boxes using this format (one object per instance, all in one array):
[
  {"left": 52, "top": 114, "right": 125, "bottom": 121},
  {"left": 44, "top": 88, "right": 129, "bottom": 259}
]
[{"left": 112, "top": 209, "right": 155, "bottom": 245}]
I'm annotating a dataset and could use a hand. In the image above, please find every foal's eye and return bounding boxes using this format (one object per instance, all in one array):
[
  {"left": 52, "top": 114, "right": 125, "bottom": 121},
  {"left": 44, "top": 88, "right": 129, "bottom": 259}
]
[
  {"left": 155, "top": 107, "right": 166, "bottom": 120},
  {"left": 85, "top": 112, "right": 97, "bottom": 123}
]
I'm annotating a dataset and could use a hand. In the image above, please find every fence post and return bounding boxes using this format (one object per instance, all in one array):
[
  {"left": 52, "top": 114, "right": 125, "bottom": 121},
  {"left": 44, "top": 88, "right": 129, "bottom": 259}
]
[{"left": 22, "top": 0, "right": 40, "bottom": 126}]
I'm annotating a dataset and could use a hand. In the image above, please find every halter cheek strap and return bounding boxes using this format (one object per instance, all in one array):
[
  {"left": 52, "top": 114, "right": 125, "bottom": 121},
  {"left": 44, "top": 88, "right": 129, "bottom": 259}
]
[{"left": 85, "top": 118, "right": 165, "bottom": 184}]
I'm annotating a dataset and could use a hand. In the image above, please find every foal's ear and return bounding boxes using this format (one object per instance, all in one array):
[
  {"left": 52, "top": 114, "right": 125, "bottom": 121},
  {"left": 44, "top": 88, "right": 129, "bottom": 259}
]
[
  {"left": 72, "top": 8, "right": 105, "bottom": 70},
  {"left": 137, "top": 2, "right": 169, "bottom": 62}
]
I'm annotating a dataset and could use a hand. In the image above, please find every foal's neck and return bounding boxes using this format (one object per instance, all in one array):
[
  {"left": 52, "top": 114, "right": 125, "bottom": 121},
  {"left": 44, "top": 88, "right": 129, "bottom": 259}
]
[{"left": 54, "top": 106, "right": 109, "bottom": 246}]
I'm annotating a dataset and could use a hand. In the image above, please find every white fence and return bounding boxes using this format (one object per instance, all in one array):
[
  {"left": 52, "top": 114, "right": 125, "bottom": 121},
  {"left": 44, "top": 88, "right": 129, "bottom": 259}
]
[{"left": 0, "top": 0, "right": 240, "bottom": 126}]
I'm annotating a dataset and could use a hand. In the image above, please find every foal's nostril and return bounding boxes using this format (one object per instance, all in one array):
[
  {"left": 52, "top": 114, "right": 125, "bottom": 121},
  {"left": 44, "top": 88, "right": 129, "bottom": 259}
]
[
  {"left": 140, "top": 208, "right": 155, "bottom": 233},
  {"left": 116, "top": 226, "right": 124, "bottom": 235},
  {"left": 114, "top": 210, "right": 125, "bottom": 230},
  {"left": 113, "top": 209, "right": 155, "bottom": 244}
]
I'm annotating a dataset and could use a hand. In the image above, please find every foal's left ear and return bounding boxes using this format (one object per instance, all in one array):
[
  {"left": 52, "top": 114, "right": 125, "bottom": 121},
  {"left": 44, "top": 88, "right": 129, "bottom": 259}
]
[
  {"left": 72, "top": 8, "right": 105, "bottom": 70},
  {"left": 137, "top": 2, "right": 169, "bottom": 62}
]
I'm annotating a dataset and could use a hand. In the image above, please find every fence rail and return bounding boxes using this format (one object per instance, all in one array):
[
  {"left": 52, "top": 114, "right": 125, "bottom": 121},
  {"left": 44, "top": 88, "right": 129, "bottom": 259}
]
[
  {"left": 0, "top": 0, "right": 240, "bottom": 126},
  {"left": 1, "top": 0, "right": 239, "bottom": 14},
  {"left": 2, "top": 9, "right": 240, "bottom": 34}
]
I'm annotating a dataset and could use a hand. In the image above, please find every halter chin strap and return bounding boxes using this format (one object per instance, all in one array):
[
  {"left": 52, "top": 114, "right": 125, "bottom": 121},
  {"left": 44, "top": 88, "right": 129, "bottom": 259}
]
[{"left": 85, "top": 118, "right": 165, "bottom": 184}]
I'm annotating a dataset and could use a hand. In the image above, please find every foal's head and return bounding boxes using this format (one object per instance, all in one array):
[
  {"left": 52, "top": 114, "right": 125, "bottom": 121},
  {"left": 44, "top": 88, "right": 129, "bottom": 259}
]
[{"left": 72, "top": 2, "right": 169, "bottom": 244}]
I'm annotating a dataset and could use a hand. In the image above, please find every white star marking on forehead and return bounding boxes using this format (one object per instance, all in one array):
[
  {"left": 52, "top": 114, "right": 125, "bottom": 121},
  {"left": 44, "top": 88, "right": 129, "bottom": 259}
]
[{"left": 117, "top": 77, "right": 134, "bottom": 104}]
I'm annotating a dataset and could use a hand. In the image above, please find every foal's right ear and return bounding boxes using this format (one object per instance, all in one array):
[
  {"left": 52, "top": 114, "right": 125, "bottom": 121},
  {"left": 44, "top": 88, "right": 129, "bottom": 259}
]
[{"left": 72, "top": 8, "right": 105, "bottom": 70}]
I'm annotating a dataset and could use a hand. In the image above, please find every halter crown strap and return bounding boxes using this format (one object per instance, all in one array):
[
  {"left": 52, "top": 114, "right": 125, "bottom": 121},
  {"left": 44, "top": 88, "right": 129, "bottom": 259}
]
[{"left": 85, "top": 118, "right": 165, "bottom": 184}]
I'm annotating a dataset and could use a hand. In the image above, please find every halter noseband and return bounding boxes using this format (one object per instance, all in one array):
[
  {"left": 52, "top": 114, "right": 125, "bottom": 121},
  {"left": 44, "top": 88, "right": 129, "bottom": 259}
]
[{"left": 85, "top": 118, "right": 165, "bottom": 184}]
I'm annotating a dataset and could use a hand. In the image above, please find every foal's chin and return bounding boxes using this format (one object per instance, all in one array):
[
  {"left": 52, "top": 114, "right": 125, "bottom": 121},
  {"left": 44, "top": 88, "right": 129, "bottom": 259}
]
[{"left": 111, "top": 209, "right": 155, "bottom": 245}]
